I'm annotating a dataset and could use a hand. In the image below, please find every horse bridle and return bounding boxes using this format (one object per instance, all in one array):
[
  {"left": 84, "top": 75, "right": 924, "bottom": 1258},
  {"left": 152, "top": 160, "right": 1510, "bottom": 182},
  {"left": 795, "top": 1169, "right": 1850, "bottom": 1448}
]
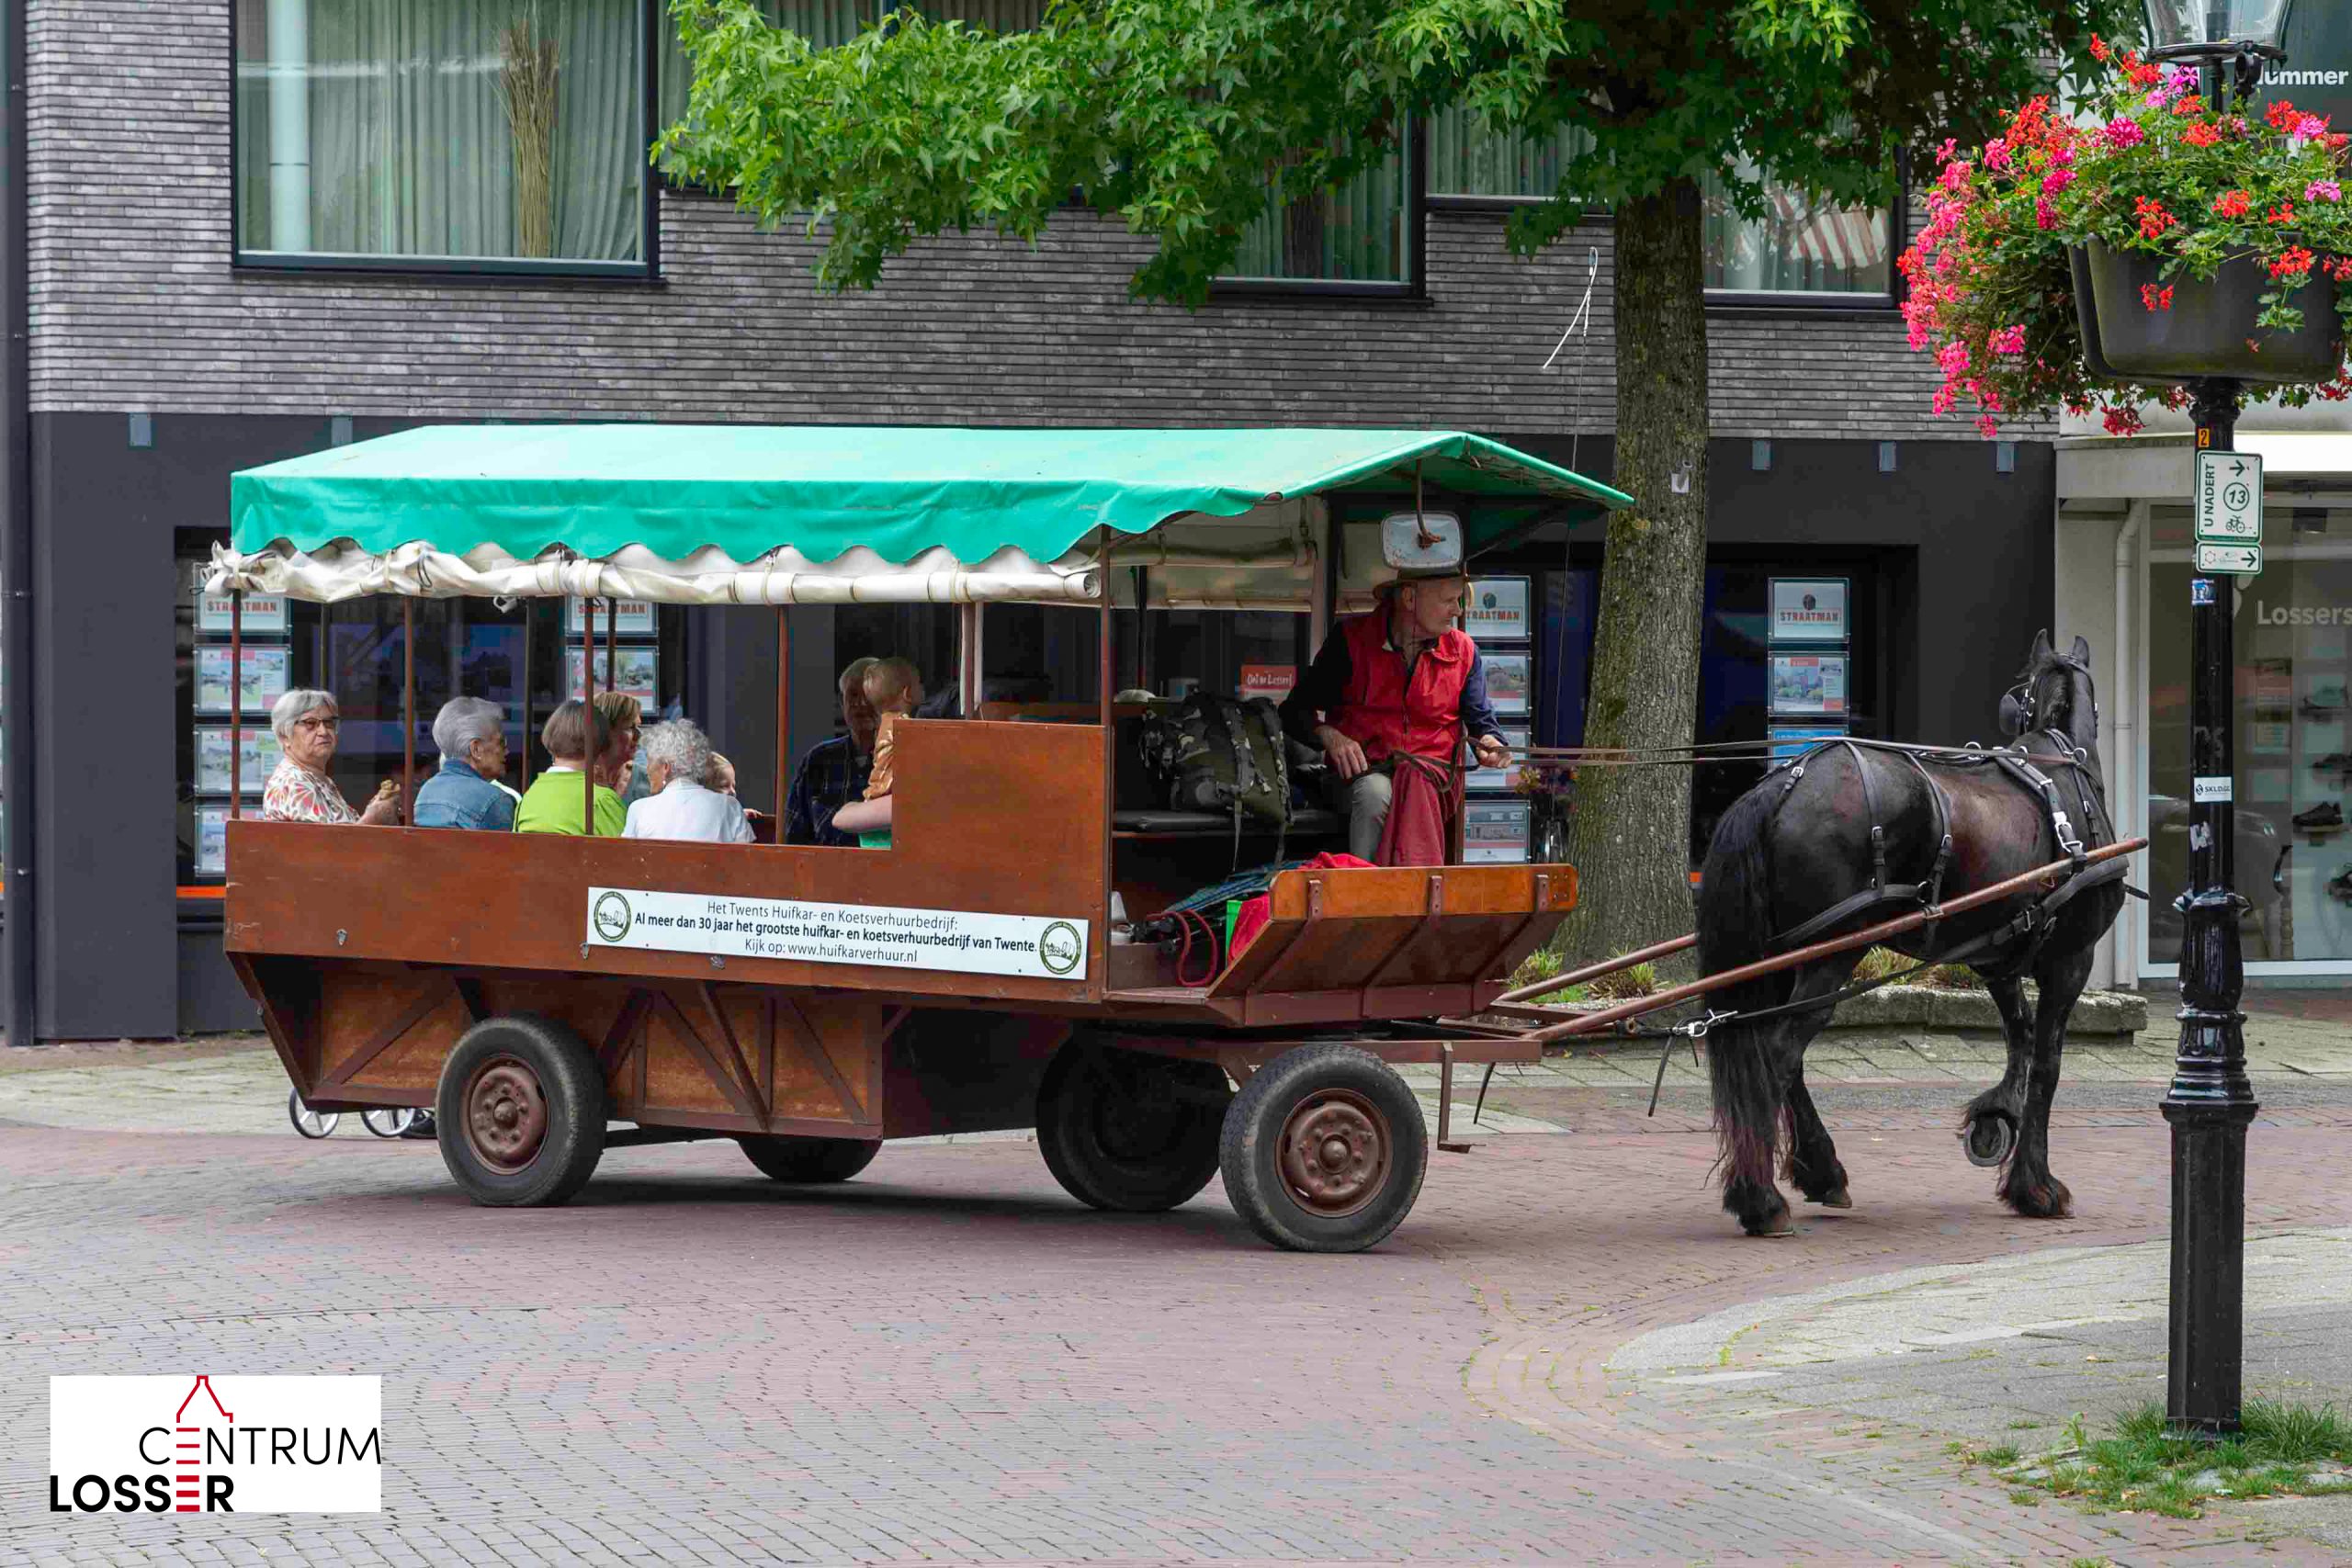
[{"left": 1999, "top": 652, "right": 2099, "bottom": 744}]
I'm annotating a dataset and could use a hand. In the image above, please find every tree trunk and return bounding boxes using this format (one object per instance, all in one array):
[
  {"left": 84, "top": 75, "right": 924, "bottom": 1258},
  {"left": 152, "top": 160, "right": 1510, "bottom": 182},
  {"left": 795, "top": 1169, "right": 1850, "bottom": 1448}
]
[{"left": 1554, "top": 178, "right": 1711, "bottom": 965}]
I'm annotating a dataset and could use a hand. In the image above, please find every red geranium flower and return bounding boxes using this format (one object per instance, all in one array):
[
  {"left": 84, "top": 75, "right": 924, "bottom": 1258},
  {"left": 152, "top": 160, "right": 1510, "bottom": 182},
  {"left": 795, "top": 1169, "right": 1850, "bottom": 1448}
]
[
  {"left": 2213, "top": 189, "right": 2253, "bottom": 219},
  {"left": 2183, "top": 122, "right": 2221, "bottom": 146},
  {"left": 2133, "top": 195, "right": 2177, "bottom": 240},
  {"left": 2270, "top": 245, "right": 2317, "bottom": 279}
]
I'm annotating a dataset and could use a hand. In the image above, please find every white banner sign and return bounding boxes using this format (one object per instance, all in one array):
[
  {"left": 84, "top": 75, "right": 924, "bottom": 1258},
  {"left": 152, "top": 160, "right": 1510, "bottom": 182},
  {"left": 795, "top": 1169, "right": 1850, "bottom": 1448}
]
[
  {"left": 50, "top": 1376, "right": 381, "bottom": 1516},
  {"left": 585, "top": 887, "right": 1089, "bottom": 980}
]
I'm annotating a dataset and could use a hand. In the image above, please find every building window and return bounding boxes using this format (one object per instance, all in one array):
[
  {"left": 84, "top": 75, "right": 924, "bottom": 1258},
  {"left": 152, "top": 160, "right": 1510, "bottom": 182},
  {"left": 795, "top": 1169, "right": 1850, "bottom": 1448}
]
[
  {"left": 234, "top": 0, "right": 654, "bottom": 273},
  {"left": 1425, "top": 107, "right": 1588, "bottom": 200},
  {"left": 1702, "top": 166, "right": 1893, "bottom": 299},
  {"left": 1220, "top": 141, "right": 1418, "bottom": 290},
  {"left": 659, "top": 2, "right": 874, "bottom": 130}
]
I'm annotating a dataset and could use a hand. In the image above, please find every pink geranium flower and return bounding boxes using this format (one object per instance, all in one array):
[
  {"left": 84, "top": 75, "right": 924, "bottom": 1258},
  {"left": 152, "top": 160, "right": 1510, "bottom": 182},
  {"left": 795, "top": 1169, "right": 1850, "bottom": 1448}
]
[
  {"left": 2104, "top": 118, "right": 2144, "bottom": 148},
  {"left": 2307, "top": 180, "right": 2342, "bottom": 203}
]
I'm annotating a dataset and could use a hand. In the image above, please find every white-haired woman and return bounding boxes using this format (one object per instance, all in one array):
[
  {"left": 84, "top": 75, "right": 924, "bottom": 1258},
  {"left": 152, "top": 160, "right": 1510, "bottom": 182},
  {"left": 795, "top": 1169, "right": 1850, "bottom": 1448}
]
[
  {"left": 623, "top": 719, "right": 753, "bottom": 843},
  {"left": 412, "top": 696, "right": 515, "bottom": 831},
  {"left": 261, "top": 689, "right": 399, "bottom": 826}
]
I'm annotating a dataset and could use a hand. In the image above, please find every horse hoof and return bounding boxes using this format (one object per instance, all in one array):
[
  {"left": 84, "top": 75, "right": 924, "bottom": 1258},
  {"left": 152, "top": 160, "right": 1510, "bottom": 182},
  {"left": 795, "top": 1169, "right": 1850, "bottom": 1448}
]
[
  {"left": 1962, "top": 1113, "right": 2016, "bottom": 1169},
  {"left": 2007, "top": 1181, "right": 2074, "bottom": 1221},
  {"left": 1741, "top": 1213, "right": 1796, "bottom": 1238},
  {"left": 1812, "top": 1189, "right": 1853, "bottom": 1209}
]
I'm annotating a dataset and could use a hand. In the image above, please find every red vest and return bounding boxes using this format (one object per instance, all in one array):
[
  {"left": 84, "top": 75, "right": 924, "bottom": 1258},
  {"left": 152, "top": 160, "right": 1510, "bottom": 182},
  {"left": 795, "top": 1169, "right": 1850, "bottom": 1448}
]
[{"left": 1327, "top": 612, "right": 1472, "bottom": 763}]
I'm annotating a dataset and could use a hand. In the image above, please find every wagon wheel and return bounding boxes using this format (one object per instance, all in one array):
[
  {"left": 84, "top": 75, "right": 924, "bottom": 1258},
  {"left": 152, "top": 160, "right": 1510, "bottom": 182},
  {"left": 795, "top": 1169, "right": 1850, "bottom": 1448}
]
[
  {"left": 736, "top": 1134, "right": 881, "bottom": 1184},
  {"left": 361, "top": 1107, "right": 420, "bottom": 1139},
  {"left": 433, "top": 1015, "right": 606, "bottom": 1207},
  {"left": 1035, "top": 1043, "right": 1230, "bottom": 1213},
  {"left": 288, "top": 1087, "right": 339, "bottom": 1140},
  {"left": 1219, "top": 1043, "right": 1427, "bottom": 1253}
]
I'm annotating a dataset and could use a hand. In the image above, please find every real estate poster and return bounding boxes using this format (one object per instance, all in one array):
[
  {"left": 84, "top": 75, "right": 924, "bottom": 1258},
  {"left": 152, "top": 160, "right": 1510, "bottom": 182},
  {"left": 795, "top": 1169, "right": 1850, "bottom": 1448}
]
[
  {"left": 1768, "top": 723, "right": 1846, "bottom": 765},
  {"left": 1484, "top": 652, "right": 1532, "bottom": 716},
  {"left": 1466, "top": 726, "right": 1529, "bottom": 793},
  {"left": 194, "top": 805, "right": 228, "bottom": 877},
  {"left": 1462, "top": 798, "right": 1531, "bottom": 863},
  {"left": 566, "top": 647, "right": 658, "bottom": 706},
  {"left": 196, "top": 726, "right": 284, "bottom": 795},
  {"left": 1769, "top": 578, "right": 1849, "bottom": 644},
  {"left": 1768, "top": 652, "right": 1848, "bottom": 716},
  {"left": 1463, "top": 577, "right": 1531, "bottom": 642},
  {"left": 195, "top": 646, "right": 290, "bottom": 715}
]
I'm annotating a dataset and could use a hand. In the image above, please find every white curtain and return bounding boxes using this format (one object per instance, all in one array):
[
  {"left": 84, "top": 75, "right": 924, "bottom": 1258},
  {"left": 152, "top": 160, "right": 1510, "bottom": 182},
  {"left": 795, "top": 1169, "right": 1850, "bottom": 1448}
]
[{"left": 243, "top": 0, "right": 643, "bottom": 262}]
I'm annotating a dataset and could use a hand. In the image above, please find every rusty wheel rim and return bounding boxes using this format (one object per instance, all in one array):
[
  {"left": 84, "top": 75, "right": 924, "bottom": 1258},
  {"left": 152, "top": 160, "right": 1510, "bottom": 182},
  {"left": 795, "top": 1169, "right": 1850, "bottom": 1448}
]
[
  {"left": 1276, "top": 1088, "right": 1391, "bottom": 1218},
  {"left": 464, "top": 1055, "right": 547, "bottom": 1175}
]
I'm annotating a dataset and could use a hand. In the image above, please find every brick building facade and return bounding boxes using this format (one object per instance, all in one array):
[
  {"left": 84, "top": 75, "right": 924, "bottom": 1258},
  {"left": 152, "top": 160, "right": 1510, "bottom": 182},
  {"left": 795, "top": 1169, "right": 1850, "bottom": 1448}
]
[{"left": 6, "top": 0, "right": 2059, "bottom": 1038}]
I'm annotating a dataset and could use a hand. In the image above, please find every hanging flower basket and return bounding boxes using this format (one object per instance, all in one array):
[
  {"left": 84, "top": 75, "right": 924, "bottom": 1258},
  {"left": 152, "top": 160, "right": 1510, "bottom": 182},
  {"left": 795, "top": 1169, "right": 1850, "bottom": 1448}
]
[
  {"left": 2075, "top": 240, "right": 2340, "bottom": 383},
  {"left": 1903, "top": 36, "right": 2352, "bottom": 436}
]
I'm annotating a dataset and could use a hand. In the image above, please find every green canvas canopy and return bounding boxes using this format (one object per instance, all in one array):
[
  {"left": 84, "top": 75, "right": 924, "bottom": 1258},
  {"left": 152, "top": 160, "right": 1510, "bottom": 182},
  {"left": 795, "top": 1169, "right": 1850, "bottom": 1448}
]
[{"left": 214, "top": 424, "right": 1630, "bottom": 605}]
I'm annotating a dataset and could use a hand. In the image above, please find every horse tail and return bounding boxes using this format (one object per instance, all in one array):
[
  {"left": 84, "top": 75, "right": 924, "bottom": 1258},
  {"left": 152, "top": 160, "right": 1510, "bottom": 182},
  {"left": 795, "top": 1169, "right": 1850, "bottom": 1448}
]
[{"left": 1696, "top": 783, "right": 1789, "bottom": 1214}]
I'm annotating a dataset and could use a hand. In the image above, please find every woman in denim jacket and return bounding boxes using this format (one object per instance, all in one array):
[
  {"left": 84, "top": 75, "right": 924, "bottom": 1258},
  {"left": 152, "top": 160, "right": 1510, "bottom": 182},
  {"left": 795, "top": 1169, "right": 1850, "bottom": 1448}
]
[{"left": 413, "top": 696, "right": 517, "bottom": 831}]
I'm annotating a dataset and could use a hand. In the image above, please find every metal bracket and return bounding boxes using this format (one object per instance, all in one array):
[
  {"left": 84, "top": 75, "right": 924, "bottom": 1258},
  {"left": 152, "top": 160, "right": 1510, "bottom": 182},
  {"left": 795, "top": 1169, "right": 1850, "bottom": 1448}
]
[{"left": 1436, "top": 1042, "right": 1473, "bottom": 1153}]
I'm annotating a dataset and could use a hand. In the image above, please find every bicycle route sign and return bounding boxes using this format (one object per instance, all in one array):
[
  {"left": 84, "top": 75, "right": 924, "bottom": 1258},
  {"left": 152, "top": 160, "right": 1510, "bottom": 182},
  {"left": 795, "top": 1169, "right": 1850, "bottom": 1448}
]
[{"left": 2194, "top": 449, "right": 2263, "bottom": 575}]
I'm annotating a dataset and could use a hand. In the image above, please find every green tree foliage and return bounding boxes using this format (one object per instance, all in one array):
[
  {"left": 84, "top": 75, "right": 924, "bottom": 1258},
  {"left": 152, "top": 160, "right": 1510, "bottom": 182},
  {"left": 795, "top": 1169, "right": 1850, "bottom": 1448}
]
[{"left": 664, "top": 0, "right": 2133, "bottom": 956}]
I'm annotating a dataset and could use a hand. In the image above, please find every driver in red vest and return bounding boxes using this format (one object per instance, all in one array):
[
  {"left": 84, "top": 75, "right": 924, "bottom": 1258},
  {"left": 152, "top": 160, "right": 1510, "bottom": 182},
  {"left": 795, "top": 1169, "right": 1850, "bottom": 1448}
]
[{"left": 1279, "top": 568, "right": 1512, "bottom": 862}]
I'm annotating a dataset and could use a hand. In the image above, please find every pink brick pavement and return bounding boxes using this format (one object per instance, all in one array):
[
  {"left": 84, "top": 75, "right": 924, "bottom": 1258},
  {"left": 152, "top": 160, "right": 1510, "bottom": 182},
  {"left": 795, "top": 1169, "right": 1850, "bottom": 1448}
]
[{"left": 4, "top": 1097, "right": 2349, "bottom": 1564}]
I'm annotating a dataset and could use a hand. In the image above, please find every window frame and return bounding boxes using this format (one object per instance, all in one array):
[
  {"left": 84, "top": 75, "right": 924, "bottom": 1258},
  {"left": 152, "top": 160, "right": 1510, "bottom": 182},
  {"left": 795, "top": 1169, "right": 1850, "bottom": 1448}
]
[
  {"left": 1208, "top": 118, "right": 1429, "bottom": 303},
  {"left": 1422, "top": 135, "right": 1906, "bottom": 313},
  {"left": 228, "top": 0, "right": 663, "bottom": 282}
]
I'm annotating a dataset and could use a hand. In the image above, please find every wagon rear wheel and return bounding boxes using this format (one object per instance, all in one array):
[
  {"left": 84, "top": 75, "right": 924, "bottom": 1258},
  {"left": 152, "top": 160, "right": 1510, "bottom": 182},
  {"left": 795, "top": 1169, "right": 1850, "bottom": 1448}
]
[
  {"left": 737, "top": 1134, "right": 881, "bottom": 1184},
  {"left": 434, "top": 1015, "right": 606, "bottom": 1208},
  {"left": 1219, "top": 1043, "right": 1426, "bottom": 1252},
  {"left": 1036, "top": 1043, "right": 1229, "bottom": 1212}
]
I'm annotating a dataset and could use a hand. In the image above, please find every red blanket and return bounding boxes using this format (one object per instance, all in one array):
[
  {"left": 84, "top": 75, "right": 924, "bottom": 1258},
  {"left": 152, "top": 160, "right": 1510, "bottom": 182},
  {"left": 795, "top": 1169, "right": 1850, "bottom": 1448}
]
[
  {"left": 1227, "top": 851, "right": 1375, "bottom": 963},
  {"left": 1374, "top": 752, "right": 1455, "bottom": 867}
]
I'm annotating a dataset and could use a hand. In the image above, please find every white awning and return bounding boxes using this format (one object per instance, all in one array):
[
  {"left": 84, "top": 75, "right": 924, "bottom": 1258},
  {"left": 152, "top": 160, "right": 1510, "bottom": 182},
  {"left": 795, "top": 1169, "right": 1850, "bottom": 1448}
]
[{"left": 207, "top": 539, "right": 1102, "bottom": 606}]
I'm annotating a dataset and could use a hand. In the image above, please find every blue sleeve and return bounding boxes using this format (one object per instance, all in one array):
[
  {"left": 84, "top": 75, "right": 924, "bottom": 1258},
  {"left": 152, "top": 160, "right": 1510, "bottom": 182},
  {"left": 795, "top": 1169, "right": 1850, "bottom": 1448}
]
[
  {"left": 1458, "top": 651, "right": 1503, "bottom": 742},
  {"left": 784, "top": 754, "right": 817, "bottom": 845}
]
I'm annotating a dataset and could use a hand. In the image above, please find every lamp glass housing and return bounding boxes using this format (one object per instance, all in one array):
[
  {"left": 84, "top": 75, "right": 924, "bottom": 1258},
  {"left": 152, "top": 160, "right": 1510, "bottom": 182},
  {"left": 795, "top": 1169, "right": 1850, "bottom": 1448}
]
[{"left": 2143, "top": 0, "right": 2292, "bottom": 50}]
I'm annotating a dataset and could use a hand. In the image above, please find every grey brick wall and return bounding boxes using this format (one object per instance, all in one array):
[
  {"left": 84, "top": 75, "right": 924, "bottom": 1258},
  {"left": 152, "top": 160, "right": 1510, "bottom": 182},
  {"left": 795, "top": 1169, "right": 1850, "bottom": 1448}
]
[{"left": 28, "top": 0, "right": 2008, "bottom": 443}]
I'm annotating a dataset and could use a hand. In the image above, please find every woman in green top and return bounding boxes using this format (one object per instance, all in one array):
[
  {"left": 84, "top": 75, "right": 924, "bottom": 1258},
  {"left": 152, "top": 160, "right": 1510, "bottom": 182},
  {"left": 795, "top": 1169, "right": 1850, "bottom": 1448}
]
[{"left": 513, "top": 700, "right": 627, "bottom": 837}]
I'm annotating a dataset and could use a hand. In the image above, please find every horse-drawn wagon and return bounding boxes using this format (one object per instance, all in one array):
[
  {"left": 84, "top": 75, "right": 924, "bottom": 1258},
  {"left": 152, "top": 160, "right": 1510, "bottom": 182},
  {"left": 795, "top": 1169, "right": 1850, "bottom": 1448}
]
[{"left": 215, "top": 425, "right": 1625, "bottom": 1252}]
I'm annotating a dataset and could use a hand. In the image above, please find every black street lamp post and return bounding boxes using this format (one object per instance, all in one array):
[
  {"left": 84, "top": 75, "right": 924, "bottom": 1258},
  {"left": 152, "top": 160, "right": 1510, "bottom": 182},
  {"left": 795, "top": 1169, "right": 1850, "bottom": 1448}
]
[{"left": 2143, "top": 0, "right": 2296, "bottom": 1437}]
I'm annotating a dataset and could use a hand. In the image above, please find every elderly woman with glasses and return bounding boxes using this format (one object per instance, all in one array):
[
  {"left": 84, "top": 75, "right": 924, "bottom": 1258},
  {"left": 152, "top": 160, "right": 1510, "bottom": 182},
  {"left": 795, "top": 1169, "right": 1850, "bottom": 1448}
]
[
  {"left": 261, "top": 688, "right": 399, "bottom": 826},
  {"left": 412, "top": 696, "right": 516, "bottom": 831}
]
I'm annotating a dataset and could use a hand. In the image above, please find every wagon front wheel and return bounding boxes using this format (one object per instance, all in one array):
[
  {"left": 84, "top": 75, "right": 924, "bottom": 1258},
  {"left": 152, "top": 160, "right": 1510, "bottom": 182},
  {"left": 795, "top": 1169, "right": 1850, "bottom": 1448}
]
[
  {"left": 737, "top": 1134, "right": 880, "bottom": 1184},
  {"left": 1219, "top": 1043, "right": 1426, "bottom": 1252},
  {"left": 1036, "top": 1043, "right": 1229, "bottom": 1212},
  {"left": 435, "top": 1015, "right": 606, "bottom": 1208}
]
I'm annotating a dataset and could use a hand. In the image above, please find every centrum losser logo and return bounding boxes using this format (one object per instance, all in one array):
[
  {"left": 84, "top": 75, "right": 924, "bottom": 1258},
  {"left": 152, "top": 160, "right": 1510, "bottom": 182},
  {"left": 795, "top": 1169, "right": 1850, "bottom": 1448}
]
[
  {"left": 1036, "top": 920, "right": 1083, "bottom": 976},
  {"left": 592, "top": 890, "right": 634, "bottom": 942},
  {"left": 49, "top": 1376, "right": 382, "bottom": 1516}
]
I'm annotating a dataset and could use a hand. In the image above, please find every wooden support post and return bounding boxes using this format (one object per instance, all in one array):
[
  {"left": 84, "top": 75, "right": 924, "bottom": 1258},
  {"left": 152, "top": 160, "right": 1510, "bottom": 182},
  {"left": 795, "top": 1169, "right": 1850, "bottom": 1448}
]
[
  {"left": 774, "top": 604, "right": 789, "bottom": 836},
  {"left": 228, "top": 589, "right": 243, "bottom": 819},
  {"left": 401, "top": 595, "right": 416, "bottom": 823},
  {"left": 1098, "top": 538, "right": 1114, "bottom": 972},
  {"left": 518, "top": 597, "right": 533, "bottom": 790},
  {"left": 582, "top": 596, "right": 597, "bottom": 836}
]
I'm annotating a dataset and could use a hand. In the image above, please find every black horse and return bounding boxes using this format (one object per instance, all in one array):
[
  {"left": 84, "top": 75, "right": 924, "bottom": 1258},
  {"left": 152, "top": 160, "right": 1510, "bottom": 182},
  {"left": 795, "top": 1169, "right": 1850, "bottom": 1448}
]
[{"left": 1694, "top": 631, "right": 2126, "bottom": 1237}]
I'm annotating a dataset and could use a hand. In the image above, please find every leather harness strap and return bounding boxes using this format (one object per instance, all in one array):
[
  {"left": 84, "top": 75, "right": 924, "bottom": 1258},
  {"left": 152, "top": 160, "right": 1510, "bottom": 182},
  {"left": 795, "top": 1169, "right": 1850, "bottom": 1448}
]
[{"left": 1764, "top": 728, "right": 2117, "bottom": 968}]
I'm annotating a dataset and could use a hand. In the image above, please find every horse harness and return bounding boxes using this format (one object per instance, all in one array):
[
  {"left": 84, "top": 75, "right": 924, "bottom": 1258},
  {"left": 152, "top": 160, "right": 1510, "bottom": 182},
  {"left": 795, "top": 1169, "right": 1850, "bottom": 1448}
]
[{"left": 1764, "top": 729, "right": 2127, "bottom": 977}]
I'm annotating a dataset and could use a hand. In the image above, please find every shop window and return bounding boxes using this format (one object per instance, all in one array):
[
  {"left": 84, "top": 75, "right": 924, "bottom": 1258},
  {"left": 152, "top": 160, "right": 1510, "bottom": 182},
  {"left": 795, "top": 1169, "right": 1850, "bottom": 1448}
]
[
  {"left": 1425, "top": 107, "right": 1589, "bottom": 200},
  {"left": 175, "top": 534, "right": 686, "bottom": 892},
  {"left": 1702, "top": 164, "right": 1893, "bottom": 299},
  {"left": 2143, "top": 502, "right": 2336, "bottom": 966},
  {"left": 234, "top": 0, "right": 652, "bottom": 271},
  {"left": 1221, "top": 142, "right": 1417, "bottom": 289}
]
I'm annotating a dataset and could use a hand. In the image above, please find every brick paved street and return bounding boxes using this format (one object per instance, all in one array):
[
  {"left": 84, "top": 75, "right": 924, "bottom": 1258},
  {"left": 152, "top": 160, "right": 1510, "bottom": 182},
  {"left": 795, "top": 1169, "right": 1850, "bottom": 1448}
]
[{"left": 4, "top": 1029, "right": 2351, "bottom": 1565}]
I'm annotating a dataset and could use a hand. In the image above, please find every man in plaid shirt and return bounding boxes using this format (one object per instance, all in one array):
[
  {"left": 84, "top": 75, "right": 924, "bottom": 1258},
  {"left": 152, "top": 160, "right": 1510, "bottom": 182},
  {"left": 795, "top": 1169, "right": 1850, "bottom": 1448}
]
[{"left": 785, "top": 658, "right": 880, "bottom": 846}]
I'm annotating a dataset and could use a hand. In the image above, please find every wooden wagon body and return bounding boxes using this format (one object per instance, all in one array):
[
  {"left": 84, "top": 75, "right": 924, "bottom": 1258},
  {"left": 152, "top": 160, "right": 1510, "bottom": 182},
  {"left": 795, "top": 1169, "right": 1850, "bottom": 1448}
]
[{"left": 216, "top": 425, "right": 1617, "bottom": 1250}]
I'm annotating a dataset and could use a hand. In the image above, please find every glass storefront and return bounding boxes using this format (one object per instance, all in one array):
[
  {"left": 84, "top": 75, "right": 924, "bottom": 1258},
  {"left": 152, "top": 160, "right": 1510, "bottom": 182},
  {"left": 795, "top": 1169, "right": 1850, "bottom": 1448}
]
[
  {"left": 2144, "top": 499, "right": 2352, "bottom": 966},
  {"left": 174, "top": 534, "right": 687, "bottom": 891}
]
